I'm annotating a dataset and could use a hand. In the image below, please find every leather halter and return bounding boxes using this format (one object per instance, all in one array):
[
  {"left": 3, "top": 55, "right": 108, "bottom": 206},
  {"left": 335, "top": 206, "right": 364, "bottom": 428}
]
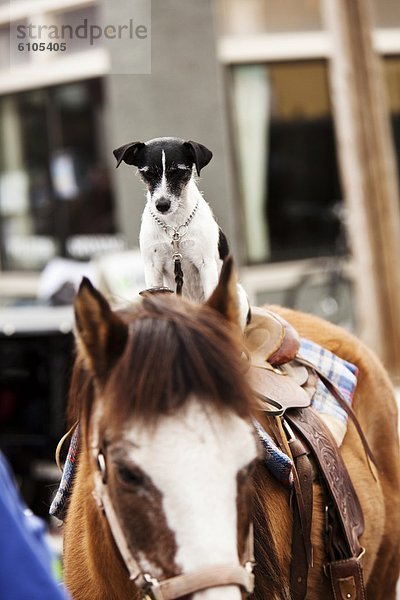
[{"left": 90, "top": 422, "right": 255, "bottom": 600}]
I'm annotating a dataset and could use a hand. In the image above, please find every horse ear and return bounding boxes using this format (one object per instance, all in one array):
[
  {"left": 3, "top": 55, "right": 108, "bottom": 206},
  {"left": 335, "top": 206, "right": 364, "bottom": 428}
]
[
  {"left": 206, "top": 256, "right": 241, "bottom": 328},
  {"left": 184, "top": 140, "right": 213, "bottom": 176},
  {"left": 113, "top": 141, "right": 145, "bottom": 167},
  {"left": 74, "top": 278, "right": 128, "bottom": 380}
]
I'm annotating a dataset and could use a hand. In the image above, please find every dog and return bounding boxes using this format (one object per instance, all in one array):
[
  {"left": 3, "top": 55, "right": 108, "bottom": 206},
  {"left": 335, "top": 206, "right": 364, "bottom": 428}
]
[{"left": 113, "top": 136, "right": 250, "bottom": 327}]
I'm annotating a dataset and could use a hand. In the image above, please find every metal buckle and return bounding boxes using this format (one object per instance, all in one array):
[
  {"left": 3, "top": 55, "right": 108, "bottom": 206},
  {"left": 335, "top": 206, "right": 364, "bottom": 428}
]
[
  {"left": 165, "top": 225, "right": 177, "bottom": 238},
  {"left": 176, "top": 224, "right": 188, "bottom": 237},
  {"left": 141, "top": 573, "right": 161, "bottom": 600},
  {"left": 322, "top": 541, "right": 366, "bottom": 577},
  {"left": 244, "top": 562, "right": 256, "bottom": 595},
  {"left": 168, "top": 225, "right": 189, "bottom": 242},
  {"left": 357, "top": 547, "right": 366, "bottom": 562},
  {"left": 244, "top": 560, "right": 255, "bottom": 573}
]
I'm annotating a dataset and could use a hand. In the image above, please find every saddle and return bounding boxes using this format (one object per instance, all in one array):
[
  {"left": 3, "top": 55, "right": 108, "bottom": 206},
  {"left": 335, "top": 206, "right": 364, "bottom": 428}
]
[
  {"left": 245, "top": 307, "right": 314, "bottom": 413},
  {"left": 244, "top": 308, "right": 368, "bottom": 600}
]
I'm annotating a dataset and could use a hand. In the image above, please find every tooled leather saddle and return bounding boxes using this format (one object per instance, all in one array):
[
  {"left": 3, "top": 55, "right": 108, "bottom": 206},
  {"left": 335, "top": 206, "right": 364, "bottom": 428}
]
[{"left": 244, "top": 307, "right": 369, "bottom": 600}]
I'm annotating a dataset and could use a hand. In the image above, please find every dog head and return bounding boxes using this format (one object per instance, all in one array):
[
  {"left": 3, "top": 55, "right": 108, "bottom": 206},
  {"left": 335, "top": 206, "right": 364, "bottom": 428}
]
[{"left": 113, "top": 137, "right": 212, "bottom": 216}]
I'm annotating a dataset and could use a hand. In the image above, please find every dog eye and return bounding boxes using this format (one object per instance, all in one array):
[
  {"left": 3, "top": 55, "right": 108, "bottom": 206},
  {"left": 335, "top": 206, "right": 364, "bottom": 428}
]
[{"left": 140, "top": 168, "right": 157, "bottom": 178}]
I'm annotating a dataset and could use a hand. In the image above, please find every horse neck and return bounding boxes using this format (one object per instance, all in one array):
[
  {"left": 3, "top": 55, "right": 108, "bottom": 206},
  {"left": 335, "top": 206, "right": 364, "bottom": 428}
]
[{"left": 252, "top": 416, "right": 292, "bottom": 599}]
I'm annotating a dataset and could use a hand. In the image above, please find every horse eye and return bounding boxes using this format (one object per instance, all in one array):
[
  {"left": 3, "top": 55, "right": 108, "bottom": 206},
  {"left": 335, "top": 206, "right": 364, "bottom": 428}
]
[{"left": 117, "top": 464, "right": 146, "bottom": 487}]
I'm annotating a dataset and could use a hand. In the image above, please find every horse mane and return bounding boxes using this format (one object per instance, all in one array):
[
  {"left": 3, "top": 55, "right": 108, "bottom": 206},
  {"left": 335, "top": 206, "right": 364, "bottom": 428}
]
[{"left": 68, "top": 293, "right": 255, "bottom": 429}]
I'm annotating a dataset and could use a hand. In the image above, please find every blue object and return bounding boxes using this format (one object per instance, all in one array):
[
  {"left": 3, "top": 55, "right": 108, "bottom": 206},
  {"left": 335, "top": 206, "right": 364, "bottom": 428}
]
[
  {"left": 299, "top": 338, "right": 358, "bottom": 424},
  {"left": 0, "top": 452, "right": 68, "bottom": 599}
]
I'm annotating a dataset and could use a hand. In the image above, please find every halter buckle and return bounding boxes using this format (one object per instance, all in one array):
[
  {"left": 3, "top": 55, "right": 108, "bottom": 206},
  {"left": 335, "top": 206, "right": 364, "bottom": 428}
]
[
  {"left": 141, "top": 573, "right": 162, "bottom": 600},
  {"left": 244, "top": 560, "right": 255, "bottom": 573}
]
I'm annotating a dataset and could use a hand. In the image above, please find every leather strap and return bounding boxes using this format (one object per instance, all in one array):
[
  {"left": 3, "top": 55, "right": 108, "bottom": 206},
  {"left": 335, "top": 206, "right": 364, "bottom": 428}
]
[
  {"left": 286, "top": 408, "right": 367, "bottom": 600},
  {"left": 93, "top": 467, "right": 142, "bottom": 581},
  {"left": 269, "top": 418, "right": 313, "bottom": 600},
  {"left": 327, "top": 555, "right": 366, "bottom": 600},
  {"left": 139, "top": 564, "right": 254, "bottom": 600},
  {"left": 289, "top": 437, "right": 313, "bottom": 600},
  {"left": 296, "top": 358, "right": 377, "bottom": 469},
  {"left": 286, "top": 408, "right": 364, "bottom": 557}
]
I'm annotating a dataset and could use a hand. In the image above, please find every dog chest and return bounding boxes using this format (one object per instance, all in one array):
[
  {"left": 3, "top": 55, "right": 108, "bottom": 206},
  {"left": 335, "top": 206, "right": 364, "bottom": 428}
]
[{"left": 163, "top": 259, "right": 207, "bottom": 302}]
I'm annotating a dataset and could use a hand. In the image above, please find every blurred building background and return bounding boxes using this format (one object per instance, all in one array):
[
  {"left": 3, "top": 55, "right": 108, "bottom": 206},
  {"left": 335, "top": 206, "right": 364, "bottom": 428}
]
[
  {"left": 0, "top": 0, "right": 399, "bottom": 321},
  {"left": 0, "top": 0, "right": 400, "bottom": 520}
]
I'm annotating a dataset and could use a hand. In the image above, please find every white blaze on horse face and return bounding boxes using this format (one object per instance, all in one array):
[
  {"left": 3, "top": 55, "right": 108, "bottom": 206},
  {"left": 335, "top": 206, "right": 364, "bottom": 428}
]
[{"left": 124, "top": 397, "right": 258, "bottom": 600}]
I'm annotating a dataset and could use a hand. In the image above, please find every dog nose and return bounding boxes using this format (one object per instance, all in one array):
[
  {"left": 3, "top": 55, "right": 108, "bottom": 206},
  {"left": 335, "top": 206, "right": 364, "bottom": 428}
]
[{"left": 155, "top": 198, "right": 171, "bottom": 213}]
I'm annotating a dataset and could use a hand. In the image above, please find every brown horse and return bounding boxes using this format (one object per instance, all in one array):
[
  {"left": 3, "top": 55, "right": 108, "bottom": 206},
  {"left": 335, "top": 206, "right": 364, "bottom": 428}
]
[{"left": 63, "top": 259, "right": 400, "bottom": 600}]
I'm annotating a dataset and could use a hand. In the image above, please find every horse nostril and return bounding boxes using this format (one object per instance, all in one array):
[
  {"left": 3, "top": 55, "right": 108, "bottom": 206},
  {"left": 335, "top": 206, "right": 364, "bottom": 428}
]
[{"left": 155, "top": 199, "right": 171, "bottom": 213}]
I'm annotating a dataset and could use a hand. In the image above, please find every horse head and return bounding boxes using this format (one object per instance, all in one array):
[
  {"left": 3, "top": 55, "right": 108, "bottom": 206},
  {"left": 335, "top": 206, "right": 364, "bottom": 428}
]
[{"left": 71, "top": 257, "right": 261, "bottom": 600}]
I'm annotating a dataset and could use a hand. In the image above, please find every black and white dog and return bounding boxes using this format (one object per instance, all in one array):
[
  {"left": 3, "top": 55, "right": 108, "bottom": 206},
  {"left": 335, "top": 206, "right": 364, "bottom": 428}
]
[{"left": 113, "top": 136, "right": 250, "bottom": 327}]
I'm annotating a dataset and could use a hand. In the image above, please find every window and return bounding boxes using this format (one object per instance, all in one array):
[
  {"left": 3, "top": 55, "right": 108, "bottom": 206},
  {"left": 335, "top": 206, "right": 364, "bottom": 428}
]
[
  {"left": 230, "top": 60, "right": 343, "bottom": 264},
  {"left": 385, "top": 56, "right": 400, "bottom": 181},
  {"left": 0, "top": 78, "right": 116, "bottom": 270}
]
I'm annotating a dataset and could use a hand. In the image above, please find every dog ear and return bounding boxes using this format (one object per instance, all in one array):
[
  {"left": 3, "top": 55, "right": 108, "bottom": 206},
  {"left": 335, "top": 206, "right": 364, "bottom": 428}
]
[
  {"left": 206, "top": 256, "right": 241, "bottom": 328},
  {"left": 74, "top": 278, "right": 128, "bottom": 381},
  {"left": 184, "top": 141, "right": 213, "bottom": 176},
  {"left": 113, "top": 141, "right": 145, "bottom": 168}
]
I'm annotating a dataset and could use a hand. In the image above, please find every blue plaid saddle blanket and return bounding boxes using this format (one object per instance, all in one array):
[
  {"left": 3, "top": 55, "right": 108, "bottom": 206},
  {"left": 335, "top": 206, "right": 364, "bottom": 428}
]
[{"left": 50, "top": 338, "right": 358, "bottom": 520}]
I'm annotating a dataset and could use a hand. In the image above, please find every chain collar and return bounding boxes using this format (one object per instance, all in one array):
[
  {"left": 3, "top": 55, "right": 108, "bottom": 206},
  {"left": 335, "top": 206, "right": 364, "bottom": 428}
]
[{"left": 148, "top": 199, "right": 199, "bottom": 242}]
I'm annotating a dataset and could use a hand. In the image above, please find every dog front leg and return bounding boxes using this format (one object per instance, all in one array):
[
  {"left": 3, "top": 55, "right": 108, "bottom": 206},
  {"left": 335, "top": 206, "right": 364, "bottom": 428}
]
[
  {"left": 199, "top": 260, "right": 219, "bottom": 299},
  {"left": 143, "top": 257, "right": 164, "bottom": 288}
]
